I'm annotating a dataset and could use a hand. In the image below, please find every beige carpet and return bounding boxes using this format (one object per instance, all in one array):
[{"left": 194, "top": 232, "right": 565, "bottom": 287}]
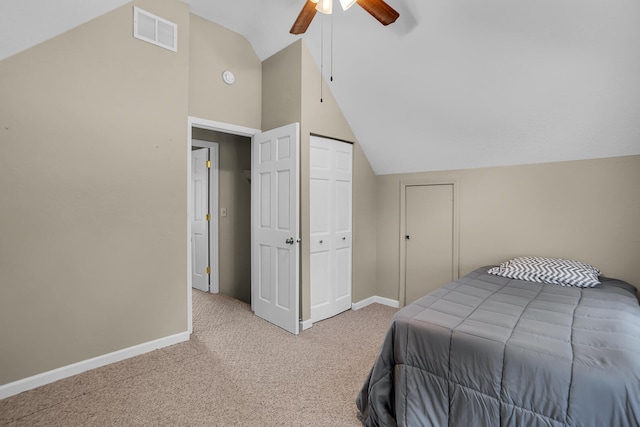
[{"left": 0, "top": 291, "right": 397, "bottom": 426}]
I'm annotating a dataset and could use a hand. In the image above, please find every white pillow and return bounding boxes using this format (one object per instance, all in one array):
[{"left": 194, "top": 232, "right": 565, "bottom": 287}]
[{"left": 487, "top": 256, "right": 601, "bottom": 288}]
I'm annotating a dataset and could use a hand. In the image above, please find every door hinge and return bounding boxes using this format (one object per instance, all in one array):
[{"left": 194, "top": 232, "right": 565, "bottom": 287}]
[
  {"left": 206, "top": 213, "right": 211, "bottom": 222},
  {"left": 206, "top": 160, "right": 211, "bottom": 169},
  {"left": 206, "top": 266, "right": 211, "bottom": 274}
]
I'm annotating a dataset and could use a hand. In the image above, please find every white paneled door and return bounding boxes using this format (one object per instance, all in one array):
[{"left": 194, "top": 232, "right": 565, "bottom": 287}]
[
  {"left": 191, "top": 148, "right": 209, "bottom": 292},
  {"left": 251, "top": 123, "right": 300, "bottom": 335},
  {"left": 310, "top": 136, "right": 353, "bottom": 323}
]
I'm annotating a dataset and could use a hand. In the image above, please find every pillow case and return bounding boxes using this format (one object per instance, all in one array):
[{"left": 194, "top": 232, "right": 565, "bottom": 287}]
[{"left": 487, "top": 256, "right": 601, "bottom": 288}]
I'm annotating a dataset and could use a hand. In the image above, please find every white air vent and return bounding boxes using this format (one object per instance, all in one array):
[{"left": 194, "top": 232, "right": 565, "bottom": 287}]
[{"left": 133, "top": 7, "right": 177, "bottom": 52}]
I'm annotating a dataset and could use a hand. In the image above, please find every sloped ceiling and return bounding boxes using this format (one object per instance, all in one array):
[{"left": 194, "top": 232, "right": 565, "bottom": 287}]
[{"left": 2, "top": 0, "right": 640, "bottom": 174}]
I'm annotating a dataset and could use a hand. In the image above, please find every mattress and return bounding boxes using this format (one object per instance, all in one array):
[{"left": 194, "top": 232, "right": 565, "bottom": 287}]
[{"left": 357, "top": 266, "right": 640, "bottom": 427}]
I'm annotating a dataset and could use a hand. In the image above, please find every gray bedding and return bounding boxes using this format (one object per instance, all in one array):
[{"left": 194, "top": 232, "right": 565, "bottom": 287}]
[{"left": 357, "top": 266, "right": 640, "bottom": 427}]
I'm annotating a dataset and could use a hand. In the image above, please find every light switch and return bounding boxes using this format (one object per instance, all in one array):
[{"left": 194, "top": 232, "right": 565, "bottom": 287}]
[{"left": 220, "top": 208, "right": 227, "bottom": 217}]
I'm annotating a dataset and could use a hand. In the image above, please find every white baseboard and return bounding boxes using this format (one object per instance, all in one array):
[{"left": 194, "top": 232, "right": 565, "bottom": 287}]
[
  {"left": 300, "top": 319, "right": 313, "bottom": 331},
  {"left": 0, "top": 331, "right": 190, "bottom": 400},
  {"left": 352, "top": 296, "right": 400, "bottom": 311}
]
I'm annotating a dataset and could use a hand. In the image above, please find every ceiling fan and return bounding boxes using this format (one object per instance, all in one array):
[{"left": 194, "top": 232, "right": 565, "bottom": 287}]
[{"left": 290, "top": 0, "right": 399, "bottom": 35}]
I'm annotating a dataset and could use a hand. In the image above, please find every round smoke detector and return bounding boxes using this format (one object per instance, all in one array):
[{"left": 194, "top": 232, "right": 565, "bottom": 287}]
[{"left": 222, "top": 70, "right": 235, "bottom": 85}]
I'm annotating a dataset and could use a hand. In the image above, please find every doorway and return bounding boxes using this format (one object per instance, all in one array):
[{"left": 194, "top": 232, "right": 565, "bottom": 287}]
[
  {"left": 187, "top": 117, "right": 260, "bottom": 333},
  {"left": 187, "top": 117, "right": 301, "bottom": 336},
  {"left": 192, "top": 129, "right": 252, "bottom": 304}
]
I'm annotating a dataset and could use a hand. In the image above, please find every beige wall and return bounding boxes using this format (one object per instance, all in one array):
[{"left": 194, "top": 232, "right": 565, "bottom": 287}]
[
  {"left": 189, "top": 14, "right": 261, "bottom": 129},
  {"left": 0, "top": 1, "right": 267, "bottom": 387},
  {"left": 0, "top": 0, "right": 190, "bottom": 385},
  {"left": 261, "top": 42, "right": 302, "bottom": 130},
  {"left": 192, "top": 129, "right": 252, "bottom": 303},
  {"left": 376, "top": 155, "right": 640, "bottom": 301},
  {"left": 351, "top": 143, "right": 378, "bottom": 303}
]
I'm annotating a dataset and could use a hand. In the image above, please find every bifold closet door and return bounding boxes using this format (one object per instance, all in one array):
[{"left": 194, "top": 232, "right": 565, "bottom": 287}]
[{"left": 310, "top": 136, "right": 353, "bottom": 323}]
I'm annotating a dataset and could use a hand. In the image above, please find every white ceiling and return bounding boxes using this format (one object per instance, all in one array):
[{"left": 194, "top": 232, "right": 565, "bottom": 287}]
[{"left": 2, "top": 0, "right": 640, "bottom": 174}]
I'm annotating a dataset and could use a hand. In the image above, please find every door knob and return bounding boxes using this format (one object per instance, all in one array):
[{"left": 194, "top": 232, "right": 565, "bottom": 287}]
[
  {"left": 286, "top": 237, "right": 295, "bottom": 245},
  {"left": 405, "top": 235, "right": 410, "bottom": 240}
]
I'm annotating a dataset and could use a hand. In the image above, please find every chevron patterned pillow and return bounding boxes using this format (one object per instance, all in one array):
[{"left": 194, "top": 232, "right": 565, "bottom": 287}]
[{"left": 488, "top": 256, "right": 601, "bottom": 288}]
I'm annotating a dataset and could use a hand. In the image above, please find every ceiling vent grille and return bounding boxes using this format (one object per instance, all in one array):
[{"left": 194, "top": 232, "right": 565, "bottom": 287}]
[{"left": 133, "top": 7, "right": 177, "bottom": 52}]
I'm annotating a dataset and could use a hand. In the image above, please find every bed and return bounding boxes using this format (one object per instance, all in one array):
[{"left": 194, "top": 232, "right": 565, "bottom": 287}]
[{"left": 357, "top": 260, "right": 640, "bottom": 427}]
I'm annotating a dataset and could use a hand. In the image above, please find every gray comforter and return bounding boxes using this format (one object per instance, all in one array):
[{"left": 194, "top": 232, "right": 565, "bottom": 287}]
[{"left": 357, "top": 266, "right": 640, "bottom": 427}]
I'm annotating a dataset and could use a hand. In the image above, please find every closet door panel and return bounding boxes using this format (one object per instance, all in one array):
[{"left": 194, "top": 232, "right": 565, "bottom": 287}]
[
  {"left": 334, "top": 246, "right": 352, "bottom": 313},
  {"left": 334, "top": 180, "right": 352, "bottom": 234},
  {"left": 310, "top": 177, "right": 331, "bottom": 253},
  {"left": 310, "top": 250, "right": 332, "bottom": 319}
]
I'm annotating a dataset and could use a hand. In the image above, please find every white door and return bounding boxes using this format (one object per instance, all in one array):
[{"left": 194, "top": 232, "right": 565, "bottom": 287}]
[
  {"left": 310, "top": 136, "right": 352, "bottom": 323},
  {"left": 405, "top": 184, "right": 454, "bottom": 305},
  {"left": 191, "top": 148, "right": 210, "bottom": 292},
  {"left": 252, "top": 123, "right": 300, "bottom": 335},
  {"left": 333, "top": 141, "right": 353, "bottom": 314}
]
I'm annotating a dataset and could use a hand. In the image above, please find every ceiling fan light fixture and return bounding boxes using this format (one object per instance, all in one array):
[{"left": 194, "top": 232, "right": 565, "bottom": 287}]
[
  {"left": 339, "top": 0, "right": 357, "bottom": 11},
  {"left": 291, "top": 0, "right": 399, "bottom": 34},
  {"left": 315, "top": 0, "right": 333, "bottom": 14}
]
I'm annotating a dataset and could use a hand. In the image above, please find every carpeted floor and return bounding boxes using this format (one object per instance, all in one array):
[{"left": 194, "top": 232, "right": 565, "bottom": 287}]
[{"left": 0, "top": 291, "right": 397, "bottom": 426}]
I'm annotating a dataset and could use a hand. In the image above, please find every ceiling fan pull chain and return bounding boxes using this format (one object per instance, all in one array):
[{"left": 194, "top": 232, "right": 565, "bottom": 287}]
[
  {"left": 320, "top": 16, "right": 324, "bottom": 103},
  {"left": 330, "top": 13, "right": 334, "bottom": 82}
]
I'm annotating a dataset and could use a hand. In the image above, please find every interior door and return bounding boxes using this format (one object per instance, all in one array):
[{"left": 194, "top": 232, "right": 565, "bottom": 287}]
[
  {"left": 405, "top": 184, "right": 454, "bottom": 305},
  {"left": 191, "top": 148, "right": 210, "bottom": 292},
  {"left": 252, "top": 123, "right": 300, "bottom": 335}
]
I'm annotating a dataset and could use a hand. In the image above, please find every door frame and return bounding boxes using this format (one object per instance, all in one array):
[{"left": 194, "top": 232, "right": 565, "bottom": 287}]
[
  {"left": 187, "top": 116, "right": 260, "bottom": 333},
  {"left": 398, "top": 179, "right": 460, "bottom": 308}
]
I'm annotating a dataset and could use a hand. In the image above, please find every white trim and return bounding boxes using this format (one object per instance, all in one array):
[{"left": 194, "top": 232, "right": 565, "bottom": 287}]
[
  {"left": 187, "top": 125, "right": 194, "bottom": 333},
  {"left": 210, "top": 145, "right": 219, "bottom": 293},
  {"left": 250, "top": 133, "right": 255, "bottom": 313},
  {"left": 188, "top": 117, "right": 260, "bottom": 138},
  {"left": 352, "top": 296, "right": 400, "bottom": 311},
  {"left": 0, "top": 332, "right": 189, "bottom": 400},
  {"left": 187, "top": 116, "right": 261, "bottom": 333},
  {"left": 300, "top": 319, "right": 313, "bottom": 331}
]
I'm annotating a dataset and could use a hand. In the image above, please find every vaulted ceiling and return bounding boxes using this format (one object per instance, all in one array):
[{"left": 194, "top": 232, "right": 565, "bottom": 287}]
[{"left": 2, "top": 0, "right": 639, "bottom": 174}]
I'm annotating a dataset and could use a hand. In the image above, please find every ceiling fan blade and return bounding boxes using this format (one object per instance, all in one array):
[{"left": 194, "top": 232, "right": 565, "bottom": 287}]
[
  {"left": 290, "top": 0, "right": 318, "bottom": 35},
  {"left": 356, "top": 0, "right": 399, "bottom": 26}
]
